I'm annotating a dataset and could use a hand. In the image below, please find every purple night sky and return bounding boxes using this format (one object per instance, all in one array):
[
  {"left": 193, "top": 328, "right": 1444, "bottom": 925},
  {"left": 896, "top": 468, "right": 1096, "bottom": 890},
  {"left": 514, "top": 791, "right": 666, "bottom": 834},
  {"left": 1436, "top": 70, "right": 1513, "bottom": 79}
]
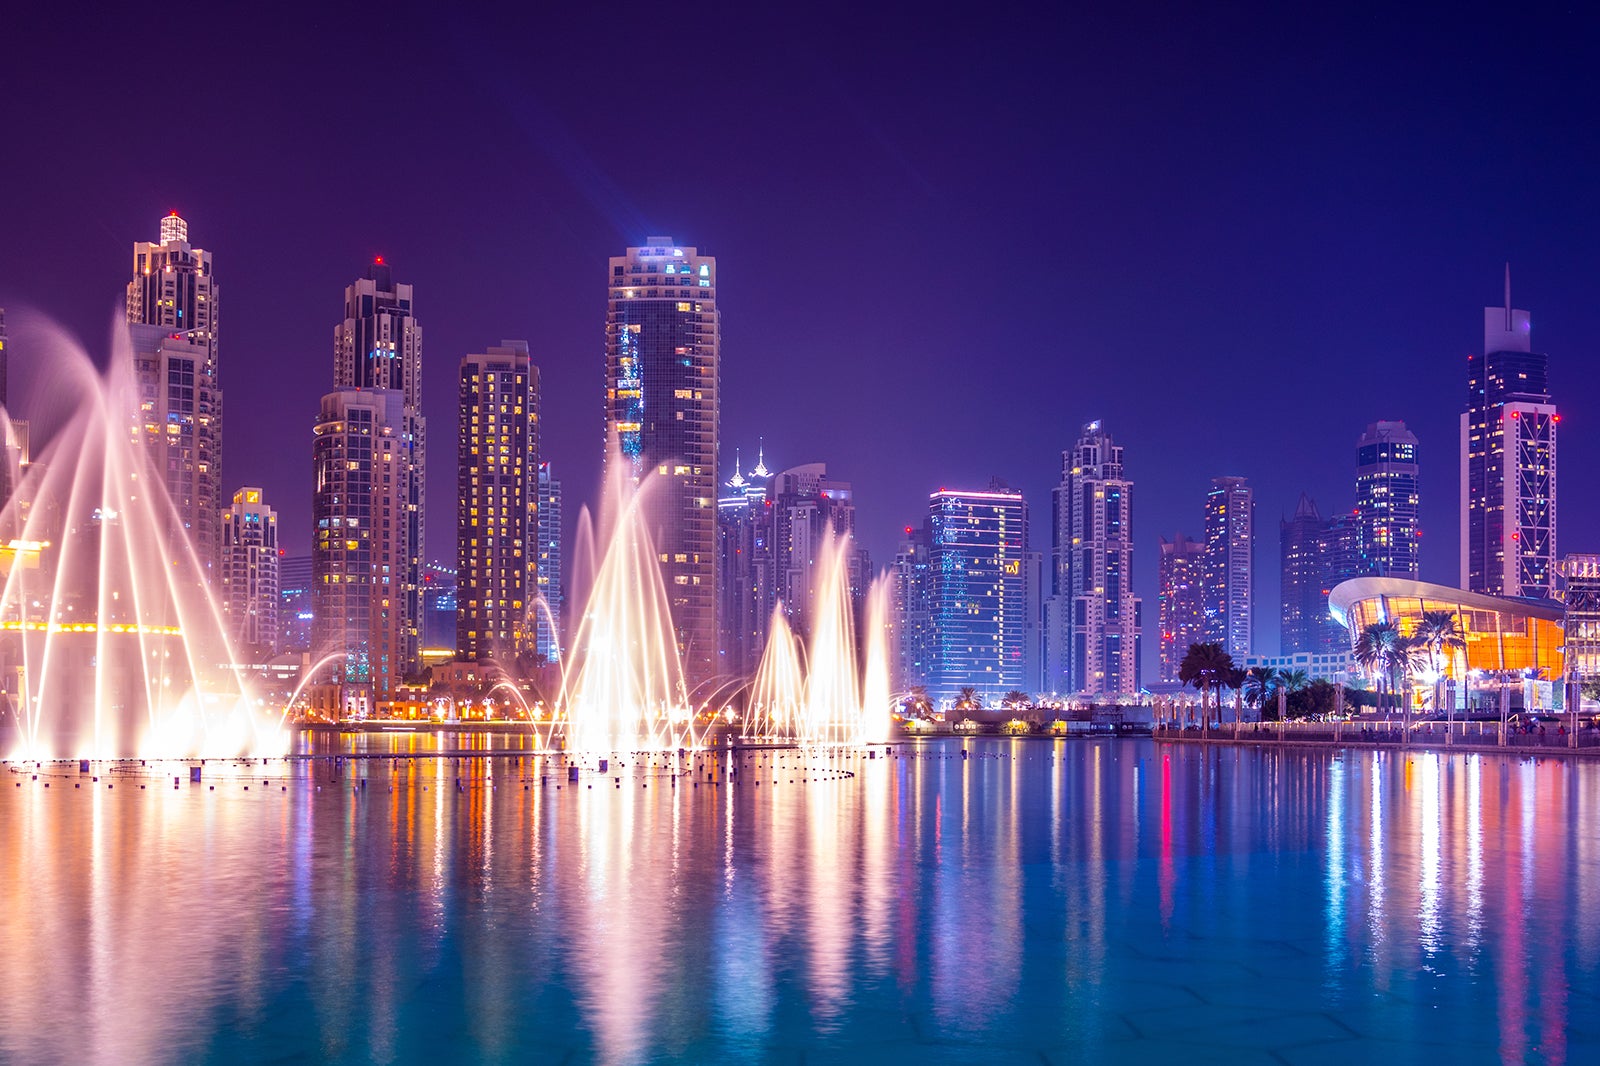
[{"left": 5, "top": 4, "right": 1600, "bottom": 672}]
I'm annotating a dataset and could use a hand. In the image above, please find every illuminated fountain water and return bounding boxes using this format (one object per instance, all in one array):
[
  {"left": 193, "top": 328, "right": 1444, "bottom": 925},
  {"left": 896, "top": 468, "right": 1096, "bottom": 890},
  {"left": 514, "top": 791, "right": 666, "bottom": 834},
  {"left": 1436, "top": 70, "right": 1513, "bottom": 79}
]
[{"left": 0, "top": 318, "right": 285, "bottom": 761}]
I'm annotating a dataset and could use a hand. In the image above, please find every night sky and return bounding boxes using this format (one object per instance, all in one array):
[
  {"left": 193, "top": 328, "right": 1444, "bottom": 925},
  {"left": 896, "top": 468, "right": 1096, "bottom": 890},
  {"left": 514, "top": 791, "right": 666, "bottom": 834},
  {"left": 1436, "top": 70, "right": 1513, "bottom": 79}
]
[{"left": 5, "top": 4, "right": 1600, "bottom": 672}]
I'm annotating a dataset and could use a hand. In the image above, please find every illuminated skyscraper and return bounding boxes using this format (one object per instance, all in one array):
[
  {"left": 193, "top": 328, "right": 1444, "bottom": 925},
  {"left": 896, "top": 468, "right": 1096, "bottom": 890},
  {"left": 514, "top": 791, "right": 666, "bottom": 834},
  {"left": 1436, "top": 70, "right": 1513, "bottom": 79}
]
[
  {"left": 312, "top": 388, "right": 406, "bottom": 703},
  {"left": 768, "top": 462, "right": 865, "bottom": 636},
  {"left": 1462, "top": 268, "right": 1557, "bottom": 598},
  {"left": 279, "top": 555, "right": 314, "bottom": 653},
  {"left": 126, "top": 213, "right": 221, "bottom": 575},
  {"left": 220, "top": 487, "right": 279, "bottom": 659},
  {"left": 334, "top": 259, "right": 424, "bottom": 675},
  {"left": 1203, "top": 476, "right": 1253, "bottom": 656},
  {"left": 1049, "top": 421, "right": 1141, "bottom": 696},
  {"left": 457, "top": 342, "right": 539, "bottom": 663},
  {"left": 1355, "top": 420, "right": 1419, "bottom": 578},
  {"left": 1280, "top": 494, "right": 1358, "bottom": 656},
  {"left": 928, "top": 485, "right": 1027, "bottom": 703},
  {"left": 1157, "top": 532, "right": 1206, "bottom": 682},
  {"left": 604, "top": 239, "right": 719, "bottom": 686},
  {"left": 889, "top": 520, "right": 934, "bottom": 694},
  {"left": 716, "top": 447, "right": 774, "bottom": 684},
  {"left": 536, "top": 462, "right": 562, "bottom": 664}
]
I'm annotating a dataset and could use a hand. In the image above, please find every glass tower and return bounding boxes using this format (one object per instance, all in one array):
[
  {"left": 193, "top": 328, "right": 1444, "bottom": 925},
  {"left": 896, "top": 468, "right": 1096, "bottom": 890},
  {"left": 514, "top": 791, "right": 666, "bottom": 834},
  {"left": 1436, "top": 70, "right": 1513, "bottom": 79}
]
[
  {"left": 1203, "top": 476, "right": 1253, "bottom": 657},
  {"left": 1158, "top": 533, "right": 1206, "bottom": 682},
  {"left": 1355, "top": 420, "right": 1419, "bottom": 578},
  {"left": 928, "top": 486, "right": 1027, "bottom": 704}
]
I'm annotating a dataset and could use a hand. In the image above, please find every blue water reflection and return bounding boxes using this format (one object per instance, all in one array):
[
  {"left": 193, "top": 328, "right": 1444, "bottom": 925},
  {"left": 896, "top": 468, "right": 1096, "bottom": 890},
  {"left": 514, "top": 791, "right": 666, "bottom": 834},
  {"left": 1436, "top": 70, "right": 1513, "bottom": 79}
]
[{"left": 0, "top": 737, "right": 1594, "bottom": 1063}]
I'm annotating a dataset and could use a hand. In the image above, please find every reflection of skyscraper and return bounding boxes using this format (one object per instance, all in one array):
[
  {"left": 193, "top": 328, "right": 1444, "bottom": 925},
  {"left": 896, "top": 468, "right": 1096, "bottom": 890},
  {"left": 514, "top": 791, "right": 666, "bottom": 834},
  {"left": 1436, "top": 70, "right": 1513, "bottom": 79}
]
[
  {"left": 1204, "top": 476, "right": 1253, "bottom": 656},
  {"left": 536, "top": 463, "right": 563, "bottom": 664},
  {"left": 456, "top": 342, "right": 539, "bottom": 663},
  {"left": 220, "top": 487, "right": 279, "bottom": 659},
  {"left": 126, "top": 213, "right": 221, "bottom": 576},
  {"left": 1355, "top": 420, "right": 1419, "bottom": 578},
  {"left": 1157, "top": 533, "right": 1206, "bottom": 682},
  {"left": 1049, "top": 421, "right": 1140, "bottom": 695},
  {"left": 604, "top": 239, "right": 719, "bottom": 687},
  {"left": 334, "top": 259, "right": 424, "bottom": 676},
  {"left": 1463, "top": 268, "right": 1557, "bottom": 597},
  {"left": 928, "top": 485, "right": 1026, "bottom": 703}
]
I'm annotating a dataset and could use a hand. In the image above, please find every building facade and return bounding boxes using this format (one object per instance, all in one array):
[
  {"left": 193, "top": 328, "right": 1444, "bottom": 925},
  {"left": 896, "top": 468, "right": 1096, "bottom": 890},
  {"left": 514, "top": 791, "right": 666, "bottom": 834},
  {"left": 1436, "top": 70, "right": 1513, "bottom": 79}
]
[
  {"left": 1157, "top": 532, "right": 1206, "bottom": 682},
  {"left": 716, "top": 449, "right": 774, "bottom": 685},
  {"left": 279, "top": 554, "right": 314, "bottom": 653},
  {"left": 1280, "top": 494, "right": 1361, "bottom": 656},
  {"left": 604, "top": 239, "right": 719, "bottom": 688},
  {"left": 1560, "top": 555, "right": 1600, "bottom": 700},
  {"left": 928, "top": 486, "right": 1027, "bottom": 704},
  {"left": 334, "top": 260, "right": 424, "bottom": 676},
  {"left": 311, "top": 388, "right": 407, "bottom": 701},
  {"left": 767, "top": 463, "right": 865, "bottom": 637},
  {"left": 889, "top": 520, "right": 934, "bottom": 695},
  {"left": 1462, "top": 269, "right": 1557, "bottom": 598},
  {"left": 1050, "top": 421, "right": 1141, "bottom": 696},
  {"left": 536, "top": 462, "right": 562, "bottom": 664},
  {"left": 1355, "top": 420, "right": 1419, "bottom": 578},
  {"left": 126, "top": 213, "right": 221, "bottom": 576},
  {"left": 1203, "top": 475, "right": 1253, "bottom": 657},
  {"left": 457, "top": 343, "right": 539, "bottom": 663},
  {"left": 220, "top": 487, "right": 279, "bottom": 659}
]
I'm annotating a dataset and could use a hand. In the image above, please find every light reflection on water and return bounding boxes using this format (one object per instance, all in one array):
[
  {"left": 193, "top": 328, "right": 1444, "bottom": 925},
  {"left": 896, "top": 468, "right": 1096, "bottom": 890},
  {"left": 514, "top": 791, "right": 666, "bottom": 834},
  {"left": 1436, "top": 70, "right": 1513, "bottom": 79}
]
[{"left": 0, "top": 737, "right": 1596, "bottom": 1063}]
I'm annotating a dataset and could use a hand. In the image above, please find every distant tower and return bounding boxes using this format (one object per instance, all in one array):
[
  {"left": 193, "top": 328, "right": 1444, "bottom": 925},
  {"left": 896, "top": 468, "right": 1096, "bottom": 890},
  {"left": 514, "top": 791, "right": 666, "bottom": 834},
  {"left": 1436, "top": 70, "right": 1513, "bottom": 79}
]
[
  {"left": 1157, "top": 533, "right": 1206, "bottom": 682},
  {"left": 536, "top": 462, "right": 563, "bottom": 664},
  {"left": 1355, "top": 421, "right": 1419, "bottom": 578},
  {"left": 312, "top": 389, "right": 407, "bottom": 700},
  {"left": 220, "top": 487, "right": 280, "bottom": 658},
  {"left": 1280, "top": 494, "right": 1358, "bottom": 655},
  {"left": 716, "top": 445, "right": 774, "bottom": 683},
  {"left": 1203, "top": 476, "right": 1253, "bottom": 656},
  {"left": 889, "top": 520, "right": 935, "bottom": 694},
  {"left": 456, "top": 343, "right": 539, "bottom": 663},
  {"left": 1462, "top": 266, "right": 1557, "bottom": 597},
  {"left": 1049, "top": 421, "right": 1141, "bottom": 695},
  {"left": 928, "top": 485, "right": 1027, "bottom": 704},
  {"left": 604, "top": 239, "right": 719, "bottom": 688},
  {"left": 126, "top": 213, "right": 221, "bottom": 576},
  {"left": 334, "top": 259, "right": 424, "bottom": 675},
  {"left": 768, "top": 463, "right": 865, "bottom": 637}
]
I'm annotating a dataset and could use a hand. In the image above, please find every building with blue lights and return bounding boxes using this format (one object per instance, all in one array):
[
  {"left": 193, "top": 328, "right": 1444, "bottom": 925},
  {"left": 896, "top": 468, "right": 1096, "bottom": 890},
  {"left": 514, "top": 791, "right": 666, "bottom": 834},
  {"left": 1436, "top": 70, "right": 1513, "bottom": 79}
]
[
  {"left": 1355, "top": 420, "right": 1419, "bottom": 578},
  {"left": 927, "top": 484, "right": 1027, "bottom": 704}
]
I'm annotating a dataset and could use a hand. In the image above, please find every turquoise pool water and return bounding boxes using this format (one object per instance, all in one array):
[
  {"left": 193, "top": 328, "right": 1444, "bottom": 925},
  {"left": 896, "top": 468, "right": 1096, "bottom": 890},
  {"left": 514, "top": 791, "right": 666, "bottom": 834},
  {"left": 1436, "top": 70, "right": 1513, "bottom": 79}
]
[{"left": 0, "top": 737, "right": 1593, "bottom": 1063}]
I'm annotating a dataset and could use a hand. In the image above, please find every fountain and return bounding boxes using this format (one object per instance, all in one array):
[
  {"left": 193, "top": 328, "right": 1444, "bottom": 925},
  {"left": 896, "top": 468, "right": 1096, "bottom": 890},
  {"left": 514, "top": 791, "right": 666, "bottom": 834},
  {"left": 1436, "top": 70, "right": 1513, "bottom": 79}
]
[{"left": 0, "top": 317, "right": 285, "bottom": 761}]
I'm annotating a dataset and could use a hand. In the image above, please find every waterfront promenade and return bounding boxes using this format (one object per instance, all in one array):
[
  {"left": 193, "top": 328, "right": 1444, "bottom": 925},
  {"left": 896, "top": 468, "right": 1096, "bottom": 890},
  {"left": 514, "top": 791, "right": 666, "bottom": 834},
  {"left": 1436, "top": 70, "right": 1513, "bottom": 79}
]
[{"left": 1155, "top": 718, "right": 1600, "bottom": 757}]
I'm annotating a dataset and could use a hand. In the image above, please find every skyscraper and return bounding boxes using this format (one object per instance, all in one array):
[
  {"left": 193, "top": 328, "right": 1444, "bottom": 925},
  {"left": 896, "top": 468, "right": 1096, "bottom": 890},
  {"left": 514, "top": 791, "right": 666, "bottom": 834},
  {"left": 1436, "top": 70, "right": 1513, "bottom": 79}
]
[
  {"left": 457, "top": 342, "right": 539, "bottom": 663},
  {"left": 1203, "top": 476, "right": 1253, "bottom": 656},
  {"left": 220, "top": 487, "right": 280, "bottom": 659},
  {"left": 1049, "top": 421, "right": 1141, "bottom": 696},
  {"left": 312, "top": 388, "right": 407, "bottom": 703},
  {"left": 1355, "top": 420, "right": 1419, "bottom": 578},
  {"left": 716, "top": 448, "right": 774, "bottom": 684},
  {"left": 536, "top": 462, "right": 563, "bottom": 664},
  {"left": 928, "top": 486, "right": 1027, "bottom": 703},
  {"left": 334, "top": 259, "right": 424, "bottom": 675},
  {"left": 1279, "top": 494, "right": 1358, "bottom": 656},
  {"left": 889, "top": 520, "right": 934, "bottom": 694},
  {"left": 279, "top": 554, "right": 314, "bottom": 654},
  {"left": 605, "top": 239, "right": 719, "bottom": 687},
  {"left": 768, "top": 463, "right": 865, "bottom": 636},
  {"left": 1157, "top": 533, "right": 1206, "bottom": 682},
  {"left": 1462, "top": 268, "right": 1557, "bottom": 598},
  {"left": 126, "top": 213, "right": 221, "bottom": 575}
]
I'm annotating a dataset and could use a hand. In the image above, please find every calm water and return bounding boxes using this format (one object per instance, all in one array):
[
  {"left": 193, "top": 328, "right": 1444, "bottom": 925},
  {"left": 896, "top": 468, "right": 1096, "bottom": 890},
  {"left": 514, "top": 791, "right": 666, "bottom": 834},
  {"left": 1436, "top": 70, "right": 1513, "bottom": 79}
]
[{"left": 0, "top": 736, "right": 1595, "bottom": 1064}]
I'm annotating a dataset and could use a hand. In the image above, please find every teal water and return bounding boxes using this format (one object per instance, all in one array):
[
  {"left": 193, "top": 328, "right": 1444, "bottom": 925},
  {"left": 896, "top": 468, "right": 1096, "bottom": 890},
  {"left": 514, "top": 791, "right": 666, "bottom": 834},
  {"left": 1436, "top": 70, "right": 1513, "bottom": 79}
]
[{"left": 0, "top": 737, "right": 1593, "bottom": 1064}]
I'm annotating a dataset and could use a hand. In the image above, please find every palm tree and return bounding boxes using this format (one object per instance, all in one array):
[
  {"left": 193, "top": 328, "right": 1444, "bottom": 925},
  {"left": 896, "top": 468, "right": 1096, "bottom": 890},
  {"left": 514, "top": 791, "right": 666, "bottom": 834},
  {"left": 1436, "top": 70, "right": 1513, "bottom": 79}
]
[
  {"left": 956, "top": 687, "right": 980, "bottom": 710},
  {"left": 1003, "top": 689, "right": 1031, "bottom": 710},
  {"left": 1243, "top": 666, "right": 1276, "bottom": 718},
  {"left": 1178, "top": 642, "right": 1233, "bottom": 728},
  {"left": 1413, "top": 610, "right": 1466, "bottom": 725},
  {"left": 1277, "top": 668, "right": 1310, "bottom": 694},
  {"left": 1386, "top": 634, "right": 1426, "bottom": 735},
  {"left": 1353, "top": 621, "right": 1401, "bottom": 716},
  {"left": 1224, "top": 666, "right": 1247, "bottom": 725}
]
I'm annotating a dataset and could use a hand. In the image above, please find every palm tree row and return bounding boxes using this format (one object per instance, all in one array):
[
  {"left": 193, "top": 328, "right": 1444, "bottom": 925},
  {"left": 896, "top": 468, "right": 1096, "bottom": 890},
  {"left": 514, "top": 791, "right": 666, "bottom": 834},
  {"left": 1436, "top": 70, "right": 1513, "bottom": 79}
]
[{"left": 1350, "top": 611, "right": 1464, "bottom": 729}]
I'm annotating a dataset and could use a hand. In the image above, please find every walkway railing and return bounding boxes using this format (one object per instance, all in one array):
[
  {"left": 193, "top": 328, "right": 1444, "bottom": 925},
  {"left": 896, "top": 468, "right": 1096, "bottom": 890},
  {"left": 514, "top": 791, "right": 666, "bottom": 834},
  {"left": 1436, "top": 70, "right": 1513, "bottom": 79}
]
[{"left": 1153, "top": 719, "right": 1600, "bottom": 752}]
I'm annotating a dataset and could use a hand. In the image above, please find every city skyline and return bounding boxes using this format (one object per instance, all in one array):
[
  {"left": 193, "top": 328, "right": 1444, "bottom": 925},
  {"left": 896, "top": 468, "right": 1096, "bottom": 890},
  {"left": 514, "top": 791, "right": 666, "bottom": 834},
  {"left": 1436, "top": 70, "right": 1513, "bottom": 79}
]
[{"left": 7, "top": 8, "right": 1600, "bottom": 676}]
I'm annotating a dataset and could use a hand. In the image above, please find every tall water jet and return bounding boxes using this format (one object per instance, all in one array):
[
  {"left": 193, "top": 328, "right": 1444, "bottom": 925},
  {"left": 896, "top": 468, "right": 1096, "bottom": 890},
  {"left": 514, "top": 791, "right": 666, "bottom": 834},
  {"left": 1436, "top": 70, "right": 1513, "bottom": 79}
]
[
  {"left": 799, "top": 535, "right": 861, "bottom": 745},
  {"left": 859, "top": 575, "right": 893, "bottom": 744},
  {"left": 747, "top": 604, "right": 803, "bottom": 739},
  {"left": 0, "top": 317, "right": 283, "bottom": 760}
]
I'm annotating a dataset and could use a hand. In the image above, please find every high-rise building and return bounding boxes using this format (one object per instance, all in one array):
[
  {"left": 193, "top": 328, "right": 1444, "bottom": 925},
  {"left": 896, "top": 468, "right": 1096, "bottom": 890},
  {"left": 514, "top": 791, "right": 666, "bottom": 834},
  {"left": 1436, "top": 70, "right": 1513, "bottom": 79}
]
[
  {"left": 768, "top": 463, "right": 865, "bottom": 636},
  {"left": 716, "top": 448, "right": 774, "bottom": 684},
  {"left": 889, "top": 520, "right": 934, "bottom": 694},
  {"left": 279, "top": 554, "right": 314, "bottom": 653},
  {"left": 928, "top": 485, "right": 1027, "bottom": 704},
  {"left": 1462, "top": 268, "right": 1557, "bottom": 598},
  {"left": 536, "top": 463, "right": 563, "bottom": 665},
  {"left": 1157, "top": 533, "right": 1206, "bottom": 682},
  {"left": 220, "top": 487, "right": 280, "bottom": 659},
  {"left": 334, "top": 259, "right": 424, "bottom": 676},
  {"left": 1279, "top": 494, "right": 1358, "bottom": 656},
  {"left": 1049, "top": 421, "right": 1141, "bottom": 696},
  {"left": 604, "top": 239, "right": 719, "bottom": 687},
  {"left": 1203, "top": 476, "right": 1253, "bottom": 656},
  {"left": 1021, "top": 549, "right": 1046, "bottom": 694},
  {"left": 312, "top": 388, "right": 407, "bottom": 701},
  {"left": 457, "top": 343, "right": 539, "bottom": 663},
  {"left": 1355, "top": 420, "right": 1420, "bottom": 578},
  {"left": 126, "top": 213, "right": 221, "bottom": 575}
]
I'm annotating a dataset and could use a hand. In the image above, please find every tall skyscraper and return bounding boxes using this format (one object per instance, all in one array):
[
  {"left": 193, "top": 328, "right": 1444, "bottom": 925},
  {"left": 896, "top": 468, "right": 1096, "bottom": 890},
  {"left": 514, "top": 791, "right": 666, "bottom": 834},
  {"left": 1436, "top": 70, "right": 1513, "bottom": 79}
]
[
  {"left": 1462, "top": 268, "right": 1557, "bottom": 598},
  {"left": 605, "top": 239, "right": 719, "bottom": 687},
  {"left": 1355, "top": 420, "right": 1420, "bottom": 578},
  {"left": 334, "top": 259, "right": 424, "bottom": 675},
  {"left": 1203, "top": 476, "right": 1253, "bottom": 656},
  {"left": 457, "top": 343, "right": 539, "bottom": 663},
  {"left": 279, "top": 554, "right": 314, "bottom": 654},
  {"left": 1049, "top": 421, "right": 1141, "bottom": 696},
  {"left": 1279, "top": 494, "right": 1358, "bottom": 656},
  {"left": 716, "top": 448, "right": 774, "bottom": 684},
  {"left": 126, "top": 213, "right": 221, "bottom": 574},
  {"left": 312, "top": 388, "right": 407, "bottom": 702},
  {"left": 220, "top": 487, "right": 280, "bottom": 659},
  {"left": 889, "top": 520, "right": 934, "bottom": 694},
  {"left": 1157, "top": 533, "right": 1206, "bottom": 682},
  {"left": 768, "top": 463, "right": 865, "bottom": 636},
  {"left": 928, "top": 485, "right": 1027, "bottom": 703},
  {"left": 536, "top": 462, "right": 563, "bottom": 665}
]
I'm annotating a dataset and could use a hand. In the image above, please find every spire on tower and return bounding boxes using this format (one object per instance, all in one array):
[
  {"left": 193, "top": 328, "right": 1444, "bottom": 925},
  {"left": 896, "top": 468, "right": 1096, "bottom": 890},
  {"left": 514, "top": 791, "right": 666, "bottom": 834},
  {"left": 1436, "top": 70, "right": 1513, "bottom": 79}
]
[
  {"left": 726, "top": 448, "right": 746, "bottom": 489},
  {"left": 750, "top": 438, "right": 771, "bottom": 480}
]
